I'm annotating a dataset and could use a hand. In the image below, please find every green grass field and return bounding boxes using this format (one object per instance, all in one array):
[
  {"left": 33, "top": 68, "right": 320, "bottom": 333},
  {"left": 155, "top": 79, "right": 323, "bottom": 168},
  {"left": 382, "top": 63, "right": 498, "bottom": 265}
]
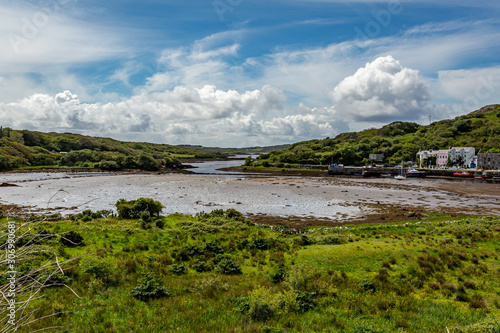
[{"left": 1, "top": 208, "right": 499, "bottom": 332}]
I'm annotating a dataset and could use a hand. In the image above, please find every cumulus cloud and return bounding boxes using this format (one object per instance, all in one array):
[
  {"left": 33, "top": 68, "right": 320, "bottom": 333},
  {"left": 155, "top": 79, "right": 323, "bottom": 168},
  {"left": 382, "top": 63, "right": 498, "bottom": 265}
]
[
  {"left": 0, "top": 82, "right": 352, "bottom": 146},
  {"left": 331, "top": 55, "right": 432, "bottom": 123}
]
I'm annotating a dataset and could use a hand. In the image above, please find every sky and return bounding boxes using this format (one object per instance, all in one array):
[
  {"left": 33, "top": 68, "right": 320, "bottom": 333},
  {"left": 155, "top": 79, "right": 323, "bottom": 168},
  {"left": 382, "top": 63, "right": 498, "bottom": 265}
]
[{"left": 1, "top": 0, "right": 499, "bottom": 147}]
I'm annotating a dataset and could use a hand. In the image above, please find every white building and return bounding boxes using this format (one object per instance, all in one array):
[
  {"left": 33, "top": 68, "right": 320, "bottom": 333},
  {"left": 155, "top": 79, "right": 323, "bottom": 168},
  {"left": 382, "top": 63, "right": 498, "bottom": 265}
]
[
  {"left": 449, "top": 147, "right": 475, "bottom": 167},
  {"left": 417, "top": 147, "right": 475, "bottom": 167}
]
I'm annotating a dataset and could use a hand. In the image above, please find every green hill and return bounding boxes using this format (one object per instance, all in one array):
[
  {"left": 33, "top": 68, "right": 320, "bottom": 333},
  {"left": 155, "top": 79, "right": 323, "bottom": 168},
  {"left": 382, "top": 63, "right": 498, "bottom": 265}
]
[
  {"left": 0, "top": 129, "right": 223, "bottom": 171},
  {"left": 256, "top": 105, "right": 500, "bottom": 167},
  {"left": 177, "top": 144, "right": 291, "bottom": 154}
]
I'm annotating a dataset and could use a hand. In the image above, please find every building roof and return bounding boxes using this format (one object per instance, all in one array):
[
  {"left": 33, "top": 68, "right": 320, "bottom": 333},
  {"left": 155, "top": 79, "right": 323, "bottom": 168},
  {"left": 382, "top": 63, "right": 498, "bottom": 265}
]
[{"left": 450, "top": 147, "right": 474, "bottom": 152}]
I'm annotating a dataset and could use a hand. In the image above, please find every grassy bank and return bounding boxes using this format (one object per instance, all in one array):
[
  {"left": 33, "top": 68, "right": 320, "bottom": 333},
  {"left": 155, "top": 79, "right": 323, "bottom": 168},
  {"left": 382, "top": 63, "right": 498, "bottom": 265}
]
[{"left": 1, "top": 209, "right": 499, "bottom": 332}]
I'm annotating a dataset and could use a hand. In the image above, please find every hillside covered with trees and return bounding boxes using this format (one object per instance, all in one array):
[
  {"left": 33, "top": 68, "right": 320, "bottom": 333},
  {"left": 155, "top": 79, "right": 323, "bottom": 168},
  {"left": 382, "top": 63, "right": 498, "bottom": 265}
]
[
  {"left": 255, "top": 105, "right": 500, "bottom": 167},
  {"left": 0, "top": 129, "right": 223, "bottom": 171}
]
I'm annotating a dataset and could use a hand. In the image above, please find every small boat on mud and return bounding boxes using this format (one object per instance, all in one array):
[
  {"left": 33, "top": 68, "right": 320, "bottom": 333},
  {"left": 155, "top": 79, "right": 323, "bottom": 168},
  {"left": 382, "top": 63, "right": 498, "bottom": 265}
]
[
  {"left": 474, "top": 172, "right": 492, "bottom": 179},
  {"left": 405, "top": 168, "right": 425, "bottom": 178},
  {"left": 453, "top": 171, "right": 474, "bottom": 178}
]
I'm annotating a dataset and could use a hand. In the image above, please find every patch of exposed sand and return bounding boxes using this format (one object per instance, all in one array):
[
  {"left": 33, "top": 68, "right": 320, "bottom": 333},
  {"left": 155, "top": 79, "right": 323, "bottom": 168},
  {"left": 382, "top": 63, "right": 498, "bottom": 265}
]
[{"left": 0, "top": 172, "right": 498, "bottom": 225}]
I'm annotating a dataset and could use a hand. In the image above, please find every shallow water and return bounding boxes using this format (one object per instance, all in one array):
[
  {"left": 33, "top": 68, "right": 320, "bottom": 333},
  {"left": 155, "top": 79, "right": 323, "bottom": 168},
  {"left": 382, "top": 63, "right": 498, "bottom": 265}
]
[{"left": 0, "top": 160, "right": 499, "bottom": 220}]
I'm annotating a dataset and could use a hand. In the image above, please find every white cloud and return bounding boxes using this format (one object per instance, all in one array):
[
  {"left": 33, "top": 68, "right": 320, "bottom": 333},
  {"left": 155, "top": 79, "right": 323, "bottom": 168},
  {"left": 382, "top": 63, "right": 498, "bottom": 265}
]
[
  {"left": 332, "top": 56, "right": 431, "bottom": 123},
  {"left": 0, "top": 4, "right": 130, "bottom": 69},
  {"left": 437, "top": 67, "right": 500, "bottom": 107}
]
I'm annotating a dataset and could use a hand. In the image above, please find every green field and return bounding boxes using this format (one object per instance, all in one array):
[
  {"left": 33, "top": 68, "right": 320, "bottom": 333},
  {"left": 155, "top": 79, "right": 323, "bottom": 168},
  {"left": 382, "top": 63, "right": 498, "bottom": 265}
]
[{"left": 1, "top": 206, "right": 499, "bottom": 332}]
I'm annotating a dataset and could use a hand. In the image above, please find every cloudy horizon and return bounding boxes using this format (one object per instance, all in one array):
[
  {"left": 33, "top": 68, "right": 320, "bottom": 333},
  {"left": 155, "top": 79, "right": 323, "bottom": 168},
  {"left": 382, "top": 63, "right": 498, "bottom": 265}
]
[{"left": 1, "top": 0, "right": 499, "bottom": 147}]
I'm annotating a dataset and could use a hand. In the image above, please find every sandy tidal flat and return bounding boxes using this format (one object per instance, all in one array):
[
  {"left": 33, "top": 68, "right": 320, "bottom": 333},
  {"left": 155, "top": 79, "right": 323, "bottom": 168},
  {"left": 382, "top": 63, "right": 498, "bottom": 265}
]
[{"left": 0, "top": 172, "right": 499, "bottom": 224}]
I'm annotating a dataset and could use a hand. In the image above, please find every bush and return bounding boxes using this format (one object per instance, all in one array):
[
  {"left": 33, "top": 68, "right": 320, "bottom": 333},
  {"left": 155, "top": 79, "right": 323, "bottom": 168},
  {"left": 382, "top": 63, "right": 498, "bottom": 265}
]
[
  {"left": 98, "top": 160, "right": 120, "bottom": 171},
  {"left": 80, "top": 257, "right": 115, "bottom": 282},
  {"left": 361, "top": 280, "right": 377, "bottom": 293},
  {"left": 269, "top": 267, "right": 287, "bottom": 283},
  {"left": 116, "top": 198, "right": 164, "bottom": 219},
  {"left": 131, "top": 273, "right": 170, "bottom": 301},
  {"left": 168, "top": 264, "right": 187, "bottom": 275},
  {"left": 315, "top": 235, "right": 346, "bottom": 245},
  {"left": 60, "top": 230, "right": 84, "bottom": 247},
  {"left": 469, "top": 294, "right": 487, "bottom": 308},
  {"left": 192, "top": 276, "right": 228, "bottom": 297},
  {"left": 204, "top": 242, "right": 224, "bottom": 254},
  {"left": 248, "top": 237, "right": 270, "bottom": 250},
  {"left": 218, "top": 259, "right": 242, "bottom": 275},
  {"left": 245, "top": 286, "right": 300, "bottom": 322},
  {"left": 136, "top": 154, "right": 160, "bottom": 171},
  {"left": 155, "top": 219, "right": 165, "bottom": 229},
  {"left": 193, "top": 260, "right": 212, "bottom": 273},
  {"left": 295, "top": 290, "right": 316, "bottom": 312}
]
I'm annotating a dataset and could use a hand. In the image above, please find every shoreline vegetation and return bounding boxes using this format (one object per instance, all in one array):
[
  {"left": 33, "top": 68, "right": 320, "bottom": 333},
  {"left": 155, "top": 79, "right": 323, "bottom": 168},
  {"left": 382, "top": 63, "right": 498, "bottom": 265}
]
[{"left": 1, "top": 203, "right": 499, "bottom": 332}]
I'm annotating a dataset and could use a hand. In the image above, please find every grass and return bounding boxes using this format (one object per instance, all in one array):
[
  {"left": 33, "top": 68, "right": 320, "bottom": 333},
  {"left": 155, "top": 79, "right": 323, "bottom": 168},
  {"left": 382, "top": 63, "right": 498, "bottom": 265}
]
[{"left": 1, "top": 212, "right": 499, "bottom": 332}]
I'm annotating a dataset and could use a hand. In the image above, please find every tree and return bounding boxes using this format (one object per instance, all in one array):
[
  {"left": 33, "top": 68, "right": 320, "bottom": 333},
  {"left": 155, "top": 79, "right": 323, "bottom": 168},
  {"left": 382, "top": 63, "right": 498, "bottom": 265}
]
[{"left": 115, "top": 198, "right": 164, "bottom": 219}]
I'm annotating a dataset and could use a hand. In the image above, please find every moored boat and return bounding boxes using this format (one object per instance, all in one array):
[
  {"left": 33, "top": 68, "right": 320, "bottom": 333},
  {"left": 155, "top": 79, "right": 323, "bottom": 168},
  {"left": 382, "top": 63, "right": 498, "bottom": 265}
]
[
  {"left": 405, "top": 168, "right": 425, "bottom": 178},
  {"left": 474, "top": 172, "right": 492, "bottom": 179},
  {"left": 453, "top": 171, "right": 474, "bottom": 178}
]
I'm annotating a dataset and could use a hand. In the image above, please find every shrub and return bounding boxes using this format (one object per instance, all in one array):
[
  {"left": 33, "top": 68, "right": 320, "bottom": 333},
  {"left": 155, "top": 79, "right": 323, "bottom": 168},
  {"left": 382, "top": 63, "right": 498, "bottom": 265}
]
[
  {"left": 218, "top": 259, "right": 242, "bottom": 275},
  {"left": 247, "top": 287, "right": 278, "bottom": 322},
  {"left": 140, "top": 213, "right": 152, "bottom": 229},
  {"left": 469, "top": 294, "right": 487, "bottom": 309},
  {"left": 116, "top": 198, "right": 163, "bottom": 219},
  {"left": 193, "top": 260, "right": 212, "bottom": 273},
  {"left": 131, "top": 273, "right": 170, "bottom": 301},
  {"left": 269, "top": 267, "right": 287, "bottom": 283},
  {"left": 192, "top": 276, "right": 228, "bottom": 297},
  {"left": 456, "top": 291, "right": 470, "bottom": 302},
  {"left": 464, "top": 280, "right": 477, "bottom": 289},
  {"left": 80, "top": 257, "right": 115, "bottom": 282},
  {"left": 297, "top": 235, "right": 314, "bottom": 246},
  {"left": 88, "top": 278, "right": 106, "bottom": 295},
  {"left": 98, "top": 160, "right": 120, "bottom": 171},
  {"left": 429, "top": 281, "right": 441, "bottom": 290},
  {"left": 136, "top": 154, "right": 160, "bottom": 171},
  {"left": 204, "top": 242, "right": 224, "bottom": 254},
  {"left": 248, "top": 237, "right": 270, "bottom": 250},
  {"left": 315, "top": 235, "right": 346, "bottom": 245},
  {"left": 225, "top": 208, "right": 245, "bottom": 221},
  {"left": 361, "top": 280, "right": 377, "bottom": 293},
  {"left": 182, "top": 244, "right": 203, "bottom": 257},
  {"left": 155, "top": 219, "right": 165, "bottom": 229},
  {"left": 287, "top": 265, "right": 315, "bottom": 291},
  {"left": 295, "top": 290, "right": 316, "bottom": 312},
  {"left": 168, "top": 264, "right": 187, "bottom": 275},
  {"left": 60, "top": 230, "right": 84, "bottom": 247}
]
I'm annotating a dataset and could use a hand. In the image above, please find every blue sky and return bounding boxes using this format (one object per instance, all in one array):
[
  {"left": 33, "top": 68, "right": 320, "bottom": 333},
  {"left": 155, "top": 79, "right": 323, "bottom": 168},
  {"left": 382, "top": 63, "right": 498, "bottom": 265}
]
[{"left": 1, "top": 0, "right": 500, "bottom": 146}]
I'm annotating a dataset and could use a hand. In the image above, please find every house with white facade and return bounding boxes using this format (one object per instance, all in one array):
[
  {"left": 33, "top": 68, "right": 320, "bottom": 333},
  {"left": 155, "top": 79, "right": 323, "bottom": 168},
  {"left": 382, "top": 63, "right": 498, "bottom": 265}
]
[
  {"left": 449, "top": 147, "right": 475, "bottom": 167},
  {"left": 417, "top": 147, "right": 475, "bottom": 167}
]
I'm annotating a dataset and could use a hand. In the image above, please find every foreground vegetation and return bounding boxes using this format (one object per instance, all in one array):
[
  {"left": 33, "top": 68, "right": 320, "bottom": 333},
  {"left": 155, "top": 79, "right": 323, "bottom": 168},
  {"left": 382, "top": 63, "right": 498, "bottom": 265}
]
[
  {"left": 0, "top": 129, "right": 223, "bottom": 171},
  {"left": 255, "top": 105, "right": 500, "bottom": 167},
  {"left": 1, "top": 205, "right": 499, "bottom": 332}
]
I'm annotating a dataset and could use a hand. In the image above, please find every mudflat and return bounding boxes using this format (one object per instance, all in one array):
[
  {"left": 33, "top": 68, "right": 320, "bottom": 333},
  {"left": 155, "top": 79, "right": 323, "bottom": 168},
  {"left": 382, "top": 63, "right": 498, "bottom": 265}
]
[{"left": 0, "top": 172, "right": 498, "bottom": 226}]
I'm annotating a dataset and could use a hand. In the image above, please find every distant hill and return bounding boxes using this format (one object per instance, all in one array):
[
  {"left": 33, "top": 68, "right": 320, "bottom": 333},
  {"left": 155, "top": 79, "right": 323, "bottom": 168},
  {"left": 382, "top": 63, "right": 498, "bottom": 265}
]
[
  {"left": 177, "top": 144, "right": 291, "bottom": 154},
  {"left": 256, "top": 105, "right": 500, "bottom": 167},
  {"left": 0, "top": 129, "right": 223, "bottom": 171}
]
